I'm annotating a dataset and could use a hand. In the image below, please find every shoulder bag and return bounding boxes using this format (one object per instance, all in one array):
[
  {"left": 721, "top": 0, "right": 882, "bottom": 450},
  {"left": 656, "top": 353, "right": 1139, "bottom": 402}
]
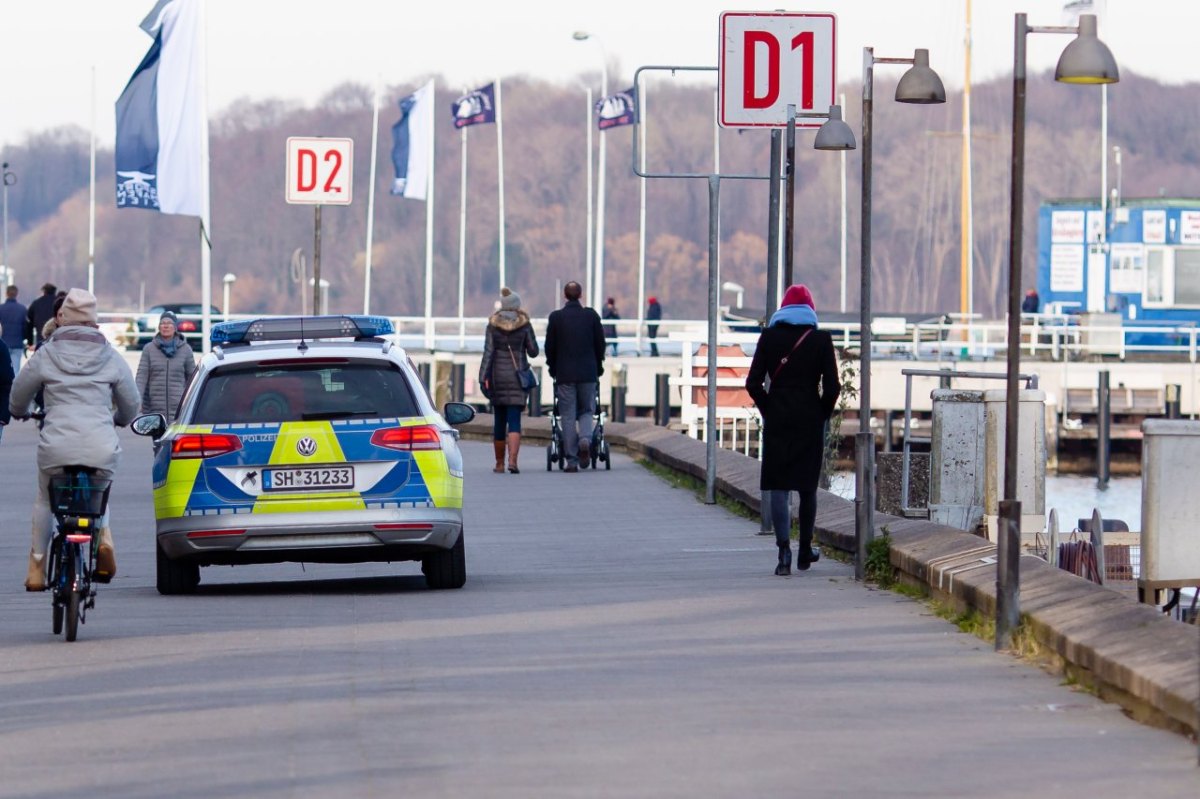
[{"left": 507, "top": 344, "right": 538, "bottom": 391}]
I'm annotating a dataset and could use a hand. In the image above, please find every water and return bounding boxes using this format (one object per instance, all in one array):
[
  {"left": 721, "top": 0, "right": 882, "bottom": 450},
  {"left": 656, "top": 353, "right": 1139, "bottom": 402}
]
[{"left": 828, "top": 474, "right": 1142, "bottom": 531}]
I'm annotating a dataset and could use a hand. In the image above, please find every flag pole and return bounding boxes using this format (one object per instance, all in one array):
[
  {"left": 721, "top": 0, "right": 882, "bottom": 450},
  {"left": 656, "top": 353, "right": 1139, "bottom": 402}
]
[
  {"left": 364, "top": 74, "right": 381, "bottom": 314},
  {"left": 496, "top": 77, "right": 507, "bottom": 291},
  {"left": 424, "top": 80, "right": 436, "bottom": 350},
  {"left": 458, "top": 123, "right": 468, "bottom": 348},
  {"left": 199, "top": 0, "right": 212, "bottom": 354},
  {"left": 88, "top": 66, "right": 96, "bottom": 296}
]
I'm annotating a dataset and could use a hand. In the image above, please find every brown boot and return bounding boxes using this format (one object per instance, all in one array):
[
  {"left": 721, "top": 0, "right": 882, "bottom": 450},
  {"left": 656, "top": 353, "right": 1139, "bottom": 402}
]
[
  {"left": 493, "top": 440, "right": 506, "bottom": 473},
  {"left": 95, "top": 527, "right": 117, "bottom": 583},
  {"left": 24, "top": 551, "right": 46, "bottom": 592},
  {"left": 506, "top": 432, "right": 522, "bottom": 474}
]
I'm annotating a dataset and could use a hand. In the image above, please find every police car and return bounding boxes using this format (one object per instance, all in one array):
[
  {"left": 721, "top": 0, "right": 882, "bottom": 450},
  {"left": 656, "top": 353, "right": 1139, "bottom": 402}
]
[{"left": 131, "top": 316, "right": 475, "bottom": 594}]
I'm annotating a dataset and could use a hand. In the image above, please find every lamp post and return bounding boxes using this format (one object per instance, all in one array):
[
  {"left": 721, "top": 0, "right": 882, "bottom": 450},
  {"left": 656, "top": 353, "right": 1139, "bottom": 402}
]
[
  {"left": 1, "top": 162, "right": 15, "bottom": 287},
  {"left": 857, "top": 48, "right": 946, "bottom": 580},
  {"left": 222, "top": 272, "right": 237, "bottom": 321},
  {"left": 998, "top": 13, "right": 1117, "bottom": 649},
  {"left": 573, "top": 31, "right": 607, "bottom": 305},
  {"left": 576, "top": 82, "right": 595, "bottom": 303}
]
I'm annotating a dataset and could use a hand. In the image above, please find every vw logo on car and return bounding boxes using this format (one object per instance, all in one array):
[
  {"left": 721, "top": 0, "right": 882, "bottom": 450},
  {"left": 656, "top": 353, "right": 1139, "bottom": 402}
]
[{"left": 296, "top": 437, "right": 317, "bottom": 457}]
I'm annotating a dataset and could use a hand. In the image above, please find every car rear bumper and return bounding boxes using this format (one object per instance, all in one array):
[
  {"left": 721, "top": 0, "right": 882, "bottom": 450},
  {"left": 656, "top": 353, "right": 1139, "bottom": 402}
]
[{"left": 156, "top": 507, "right": 462, "bottom": 564}]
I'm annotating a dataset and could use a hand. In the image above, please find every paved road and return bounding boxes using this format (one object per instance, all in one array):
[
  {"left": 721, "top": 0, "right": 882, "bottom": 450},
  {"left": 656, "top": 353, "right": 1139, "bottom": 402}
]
[{"left": 0, "top": 420, "right": 1196, "bottom": 797}]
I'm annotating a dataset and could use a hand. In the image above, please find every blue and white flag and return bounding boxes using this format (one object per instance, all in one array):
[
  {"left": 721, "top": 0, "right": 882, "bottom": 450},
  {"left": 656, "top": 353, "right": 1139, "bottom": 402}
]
[
  {"left": 595, "top": 86, "right": 638, "bottom": 130},
  {"left": 391, "top": 81, "right": 434, "bottom": 200},
  {"left": 115, "top": 0, "right": 208, "bottom": 216},
  {"left": 451, "top": 84, "right": 496, "bottom": 129}
]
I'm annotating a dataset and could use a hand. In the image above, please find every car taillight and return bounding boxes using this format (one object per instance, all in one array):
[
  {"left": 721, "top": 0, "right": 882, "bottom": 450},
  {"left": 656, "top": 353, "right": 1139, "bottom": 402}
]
[
  {"left": 171, "top": 433, "right": 243, "bottom": 459},
  {"left": 370, "top": 425, "right": 441, "bottom": 451},
  {"left": 178, "top": 320, "right": 197, "bottom": 332}
]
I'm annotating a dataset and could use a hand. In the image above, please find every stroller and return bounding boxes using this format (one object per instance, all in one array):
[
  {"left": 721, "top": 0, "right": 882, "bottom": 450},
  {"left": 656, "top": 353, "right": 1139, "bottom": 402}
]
[{"left": 546, "top": 382, "right": 611, "bottom": 471}]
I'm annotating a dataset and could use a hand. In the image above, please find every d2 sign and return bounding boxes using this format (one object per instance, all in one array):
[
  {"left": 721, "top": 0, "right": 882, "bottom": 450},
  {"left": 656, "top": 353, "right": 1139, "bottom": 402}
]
[
  {"left": 286, "top": 137, "right": 353, "bottom": 205},
  {"left": 719, "top": 12, "right": 837, "bottom": 128}
]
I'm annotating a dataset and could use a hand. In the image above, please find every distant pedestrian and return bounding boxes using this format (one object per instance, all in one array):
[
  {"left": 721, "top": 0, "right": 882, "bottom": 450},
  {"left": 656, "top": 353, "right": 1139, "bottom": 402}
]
[
  {"left": 746, "top": 284, "right": 841, "bottom": 576},
  {"left": 545, "top": 281, "right": 606, "bottom": 472},
  {"left": 0, "top": 285, "right": 27, "bottom": 374},
  {"left": 0, "top": 339, "right": 12, "bottom": 445},
  {"left": 25, "top": 283, "right": 57, "bottom": 349},
  {"left": 479, "top": 287, "right": 539, "bottom": 474},
  {"left": 602, "top": 297, "right": 620, "bottom": 356},
  {"left": 1022, "top": 288, "right": 1040, "bottom": 314},
  {"left": 135, "top": 310, "right": 197, "bottom": 424},
  {"left": 646, "top": 296, "right": 663, "bottom": 357}
]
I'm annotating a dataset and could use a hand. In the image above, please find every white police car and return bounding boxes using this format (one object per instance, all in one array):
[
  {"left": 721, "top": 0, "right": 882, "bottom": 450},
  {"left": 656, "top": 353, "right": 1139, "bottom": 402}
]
[{"left": 132, "top": 316, "right": 475, "bottom": 594}]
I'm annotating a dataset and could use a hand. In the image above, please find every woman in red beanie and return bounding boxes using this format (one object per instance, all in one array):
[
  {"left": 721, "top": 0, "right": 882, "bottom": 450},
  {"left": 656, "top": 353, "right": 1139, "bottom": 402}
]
[{"left": 745, "top": 284, "right": 841, "bottom": 575}]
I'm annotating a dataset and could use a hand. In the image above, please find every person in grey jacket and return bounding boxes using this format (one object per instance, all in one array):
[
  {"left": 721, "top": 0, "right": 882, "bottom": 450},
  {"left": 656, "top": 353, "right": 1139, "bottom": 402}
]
[
  {"left": 135, "top": 310, "right": 197, "bottom": 423},
  {"left": 479, "top": 287, "right": 539, "bottom": 473},
  {"left": 10, "top": 288, "right": 139, "bottom": 590}
]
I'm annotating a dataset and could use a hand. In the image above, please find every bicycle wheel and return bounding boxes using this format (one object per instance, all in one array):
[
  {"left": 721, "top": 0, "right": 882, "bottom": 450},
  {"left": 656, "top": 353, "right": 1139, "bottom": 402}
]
[{"left": 64, "top": 556, "right": 80, "bottom": 642}]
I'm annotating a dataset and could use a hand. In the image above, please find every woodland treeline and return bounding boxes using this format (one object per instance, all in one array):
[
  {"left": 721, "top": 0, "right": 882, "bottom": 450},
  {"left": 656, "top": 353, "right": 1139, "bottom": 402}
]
[{"left": 3, "top": 70, "right": 1198, "bottom": 320}]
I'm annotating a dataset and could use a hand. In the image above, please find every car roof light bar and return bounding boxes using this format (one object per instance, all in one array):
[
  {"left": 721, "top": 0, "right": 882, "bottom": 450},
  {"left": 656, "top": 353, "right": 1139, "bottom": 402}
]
[{"left": 210, "top": 315, "right": 395, "bottom": 346}]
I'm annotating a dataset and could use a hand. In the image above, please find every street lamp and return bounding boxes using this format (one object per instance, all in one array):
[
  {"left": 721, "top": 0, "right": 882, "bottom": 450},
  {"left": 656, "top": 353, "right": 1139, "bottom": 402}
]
[
  {"left": 997, "top": 13, "right": 1117, "bottom": 649},
  {"left": 573, "top": 30, "right": 608, "bottom": 305},
  {"left": 575, "top": 81, "right": 595, "bottom": 304},
  {"left": 721, "top": 281, "right": 745, "bottom": 308},
  {"left": 1, "top": 162, "right": 15, "bottom": 287},
  {"left": 857, "top": 48, "right": 946, "bottom": 580},
  {"left": 222, "top": 272, "right": 237, "bottom": 321}
]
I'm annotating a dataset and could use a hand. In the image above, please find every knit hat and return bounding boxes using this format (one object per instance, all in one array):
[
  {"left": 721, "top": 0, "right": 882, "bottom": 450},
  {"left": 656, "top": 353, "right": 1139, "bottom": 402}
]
[
  {"left": 647, "top": 296, "right": 657, "bottom": 304},
  {"left": 59, "top": 288, "right": 98, "bottom": 326},
  {"left": 159, "top": 310, "right": 179, "bottom": 327},
  {"left": 781, "top": 284, "right": 815, "bottom": 310},
  {"left": 499, "top": 286, "right": 521, "bottom": 311}
]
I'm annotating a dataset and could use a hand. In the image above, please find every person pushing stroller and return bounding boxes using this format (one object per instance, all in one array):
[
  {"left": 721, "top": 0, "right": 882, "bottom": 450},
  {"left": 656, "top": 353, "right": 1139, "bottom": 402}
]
[{"left": 544, "top": 281, "right": 605, "bottom": 472}]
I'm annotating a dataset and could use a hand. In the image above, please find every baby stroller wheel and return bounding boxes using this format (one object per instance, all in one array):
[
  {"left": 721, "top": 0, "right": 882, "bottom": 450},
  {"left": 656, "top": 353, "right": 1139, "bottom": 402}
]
[
  {"left": 546, "top": 446, "right": 553, "bottom": 471},
  {"left": 603, "top": 440, "right": 611, "bottom": 470}
]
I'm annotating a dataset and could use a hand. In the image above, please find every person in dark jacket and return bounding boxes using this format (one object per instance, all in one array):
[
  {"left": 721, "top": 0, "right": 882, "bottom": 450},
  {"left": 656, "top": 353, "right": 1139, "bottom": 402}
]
[
  {"left": 746, "top": 284, "right": 841, "bottom": 576},
  {"left": 601, "top": 297, "right": 620, "bottom": 356},
  {"left": 1021, "top": 288, "right": 1040, "bottom": 314},
  {"left": 646, "top": 296, "right": 663, "bottom": 357},
  {"left": 25, "top": 283, "right": 58, "bottom": 349},
  {"left": 479, "top": 287, "right": 539, "bottom": 473},
  {"left": 0, "top": 285, "right": 28, "bottom": 375},
  {"left": 544, "top": 281, "right": 605, "bottom": 472},
  {"left": 135, "top": 310, "right": 197, "bottom": 424}
]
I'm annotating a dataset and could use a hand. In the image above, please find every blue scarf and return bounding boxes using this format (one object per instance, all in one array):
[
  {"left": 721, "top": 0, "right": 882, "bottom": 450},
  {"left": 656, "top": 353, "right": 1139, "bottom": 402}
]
[
  {"left": 156, "top": 335, "right": 179, "bottom": 358},
  {"left": 768, "top": 304, "right": 818, "bottom": 328}
]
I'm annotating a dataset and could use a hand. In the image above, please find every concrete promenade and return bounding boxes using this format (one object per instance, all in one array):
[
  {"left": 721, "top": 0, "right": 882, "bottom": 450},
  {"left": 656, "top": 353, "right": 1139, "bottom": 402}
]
[{"left": 0, "top": 419, "right": 1196, "bottom": 797}]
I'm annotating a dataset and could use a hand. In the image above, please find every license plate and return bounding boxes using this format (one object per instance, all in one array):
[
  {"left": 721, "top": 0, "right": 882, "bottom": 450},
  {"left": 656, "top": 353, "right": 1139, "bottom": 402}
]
[{"left": 264, "top": 466, "right": 354, "bottom": 491}]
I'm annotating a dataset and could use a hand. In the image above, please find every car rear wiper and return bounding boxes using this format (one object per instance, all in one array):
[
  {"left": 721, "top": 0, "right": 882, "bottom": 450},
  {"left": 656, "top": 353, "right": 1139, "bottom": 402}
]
[{"left": 301, "top": 410, "right": 378, "bottom": 420}]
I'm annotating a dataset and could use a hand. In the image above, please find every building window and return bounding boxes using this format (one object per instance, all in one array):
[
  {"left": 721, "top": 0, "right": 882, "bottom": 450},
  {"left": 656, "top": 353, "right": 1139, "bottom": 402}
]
[
  {"left": 1175, "top": 248, "right": 1200, "bottom": 306},
  {"left": 1145, "top": 248, "right": 1167, "bottom": 306}
]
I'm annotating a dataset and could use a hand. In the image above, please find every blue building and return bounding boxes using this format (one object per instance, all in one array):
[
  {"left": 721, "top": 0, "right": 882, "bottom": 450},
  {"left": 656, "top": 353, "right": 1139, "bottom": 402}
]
[{"left": 1037, "top": 198, "right": 1200, "bottom": 348}]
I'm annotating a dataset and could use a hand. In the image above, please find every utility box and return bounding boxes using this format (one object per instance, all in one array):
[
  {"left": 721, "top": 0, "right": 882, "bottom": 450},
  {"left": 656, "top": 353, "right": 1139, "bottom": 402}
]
[
  {"left": 929, "top": 389, "right": 986, "bottom": 533},
  {"left": 1139, "top": 419, "right": 1200, "bottom": 602},
  {"left": 983, "top": 388, "right": 1047, "bottom": 541}
]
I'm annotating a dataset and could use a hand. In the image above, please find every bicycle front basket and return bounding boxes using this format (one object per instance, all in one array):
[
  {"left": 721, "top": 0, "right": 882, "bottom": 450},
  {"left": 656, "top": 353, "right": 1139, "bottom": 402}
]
[{"left": 49, "top": 475, "right": 113, "bottom": 517}]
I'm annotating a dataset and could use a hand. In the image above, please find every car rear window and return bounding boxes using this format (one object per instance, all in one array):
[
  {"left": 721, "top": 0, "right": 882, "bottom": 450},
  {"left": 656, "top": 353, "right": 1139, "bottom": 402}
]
[{"left": 191, "top": 361, "right": 421, "bottom": 424}]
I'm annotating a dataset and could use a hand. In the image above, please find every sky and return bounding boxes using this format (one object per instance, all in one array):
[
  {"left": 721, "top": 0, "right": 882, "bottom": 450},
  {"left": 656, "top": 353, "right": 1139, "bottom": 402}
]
[{"left": 2, "top": 0, "right": 1199, "bottom": 150}]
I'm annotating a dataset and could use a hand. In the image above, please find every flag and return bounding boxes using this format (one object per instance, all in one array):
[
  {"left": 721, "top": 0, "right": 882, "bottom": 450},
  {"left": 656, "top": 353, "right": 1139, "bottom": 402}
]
[
  {"left": 595, "top": 87, "right": 638, "bottom": 130},
  {"left": 391, "top": 81, "right": 434, "bottom": 200},
  {"left": 115, "top": 0, "right": 207, "bottom": 216},
  {"left": 450, "top": 83, "right": 496, "bottom": 128}
]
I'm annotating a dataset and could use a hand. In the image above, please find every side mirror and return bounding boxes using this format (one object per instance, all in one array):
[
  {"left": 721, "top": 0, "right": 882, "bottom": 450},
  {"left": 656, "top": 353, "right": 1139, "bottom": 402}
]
[
  {"left": 131, "top": 413, "right": 167, "bottom": 439},
  {"left": 442, "top": 402, "right": 476, "bottom": 426}
]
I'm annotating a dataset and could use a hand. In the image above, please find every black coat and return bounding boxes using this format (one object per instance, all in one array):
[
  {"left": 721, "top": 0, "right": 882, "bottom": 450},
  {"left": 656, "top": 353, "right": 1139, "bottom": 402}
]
[
  {"left": 544, "top": 300, "right": 605, "bottom": 383},
  {"left": 746, "top": 324, "right": 840, "bottom": 491},
  {"left": 26, "top": 293, "right": 57, "bottom": 347},
  {"left": 479, "top": 311, "right": 539, "bottom": 407}
]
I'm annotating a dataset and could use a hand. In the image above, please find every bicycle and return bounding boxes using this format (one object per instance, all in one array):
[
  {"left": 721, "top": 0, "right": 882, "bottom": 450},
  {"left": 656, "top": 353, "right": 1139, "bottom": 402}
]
[{"left": 45, "top": 468, "right": 112, "bottom": 642}]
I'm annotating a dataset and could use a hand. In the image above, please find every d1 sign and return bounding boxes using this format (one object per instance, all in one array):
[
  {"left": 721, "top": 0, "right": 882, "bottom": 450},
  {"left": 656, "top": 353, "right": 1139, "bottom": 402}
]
[
  {"left": 719, "top": 12, "right": 837, "bottom": 128},
  {"left": 286, "top": 137, "right": 353, "bottom": 205}
]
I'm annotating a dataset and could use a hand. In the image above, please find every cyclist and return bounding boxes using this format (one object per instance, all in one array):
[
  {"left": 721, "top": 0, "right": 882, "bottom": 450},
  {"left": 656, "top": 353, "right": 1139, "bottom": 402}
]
[{"left": 9, "top": 288, "right": 138, "bottom": 591}]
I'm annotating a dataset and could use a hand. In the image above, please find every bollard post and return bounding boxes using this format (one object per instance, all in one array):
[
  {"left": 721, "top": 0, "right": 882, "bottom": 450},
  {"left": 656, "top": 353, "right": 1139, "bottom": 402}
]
[
  {"left": 451, "top": 363, "right": 465, "bottom": 403},
  {"left": 417, "top": 362, "right": 431, "bottom": 394},
  {"left": 654, "top": 373, "right": 671, "bottom": 427},
  {"left": 1090, "top": 508, "right": 1106, "bottom": 585},
  {"left": 610, "top": 363, "right": 627, "bottom": 423},
  {"left": 527, "top": 366, "right": 543, "bottom": 417},
  {"left": 854, "top": 431, "right": 874, "bottom": 581},
  {"left": 759, "top": 490, "right": 773, "bottom": 535},
  {"left": 1165, "top": 383, "right": 1181, "bottom": 419},
  {"left": 1097, "top": 370, "right": 1110, "bottom": 489}
]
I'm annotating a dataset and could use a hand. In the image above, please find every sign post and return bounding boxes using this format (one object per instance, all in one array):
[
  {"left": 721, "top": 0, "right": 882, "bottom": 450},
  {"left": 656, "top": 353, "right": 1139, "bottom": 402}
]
[{"left": 286, "top": 137, "right": 353, "bottom": 316}]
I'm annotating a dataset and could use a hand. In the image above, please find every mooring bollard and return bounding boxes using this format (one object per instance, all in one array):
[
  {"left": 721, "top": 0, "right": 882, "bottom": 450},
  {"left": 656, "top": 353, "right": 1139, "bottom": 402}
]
[
  {"left": 417, "top": 362, "right": 431, "bottom": 394},
  {"left": 1097, "top": 370, "right": 1110, "bottom": 489},
  {"left": 451, "top": 363, "right": 465, "bottom": 403},
  {"left": 654, "top": 373, "right": 671, "bottom": 427},
  {"left": 527, "top": 366, "right": 543, "bottom": 417},
  {"left": 1165, "top": 383, "right": 1181, "bottom": 419}
]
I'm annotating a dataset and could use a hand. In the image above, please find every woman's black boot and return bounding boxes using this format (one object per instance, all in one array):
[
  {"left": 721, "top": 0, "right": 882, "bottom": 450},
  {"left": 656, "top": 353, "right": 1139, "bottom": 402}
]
[{"left": 774, "top": 545, "right": 792, "bottom": 576}]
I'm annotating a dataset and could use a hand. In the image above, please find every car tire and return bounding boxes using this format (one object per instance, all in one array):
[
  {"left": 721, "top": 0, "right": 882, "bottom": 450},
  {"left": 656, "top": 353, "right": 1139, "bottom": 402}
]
[
  {"left": 423, "top": 530, "right": 466, "bottom": 590},
  {"left": 156, "top": 541, "right": 200, "bottom": 595}
]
